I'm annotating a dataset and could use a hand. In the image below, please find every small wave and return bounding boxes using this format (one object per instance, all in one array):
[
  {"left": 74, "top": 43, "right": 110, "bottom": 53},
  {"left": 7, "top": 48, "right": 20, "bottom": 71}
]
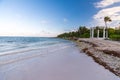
[
  {"left": 0, "top": 52, "right": 44, "bottom": 66},
  {"left": 0, "top": 48, "right": 40, "bottom": 57},
  {"left": 7, "top": 41, "right": 14, "bottom": 43},
  {"left": 0, "top": 44, "right": 74, "bottom": 66},
  {"left": 0, "top": 37, "right": 75, "bottom": 66}
]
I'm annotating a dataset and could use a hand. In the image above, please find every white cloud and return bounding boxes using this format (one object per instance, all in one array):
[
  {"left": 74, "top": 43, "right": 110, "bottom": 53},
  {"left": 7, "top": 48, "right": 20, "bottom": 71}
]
[
  {"left": 95, "top": 0, "right": 120, "bottom": 8},
  {"left": 93, "top": 6, "right": 120, "bottom": 26}
]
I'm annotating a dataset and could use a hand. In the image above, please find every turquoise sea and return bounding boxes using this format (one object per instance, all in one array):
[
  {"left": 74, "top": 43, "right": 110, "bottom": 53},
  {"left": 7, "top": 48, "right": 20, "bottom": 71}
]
[{"left": 0, "top": 37, "right": 74, "bottom": 55}]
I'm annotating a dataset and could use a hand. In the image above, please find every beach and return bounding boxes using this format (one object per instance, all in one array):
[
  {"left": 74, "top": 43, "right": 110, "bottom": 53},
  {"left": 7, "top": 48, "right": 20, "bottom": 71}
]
[
  {"left": 0, "top": 37, "right": 119, "bottom": 80},
  {"left": 0, "top": 0, "right": 120, "bottom": 79},
  {"left": 76, "top": 38, "right": 120, "bottom": 77}
]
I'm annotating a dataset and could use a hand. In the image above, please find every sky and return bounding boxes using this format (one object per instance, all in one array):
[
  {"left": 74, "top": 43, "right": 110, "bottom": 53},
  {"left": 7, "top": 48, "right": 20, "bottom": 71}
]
[{"left": 0, "top": 0, "right": 120, "bottom": 37}]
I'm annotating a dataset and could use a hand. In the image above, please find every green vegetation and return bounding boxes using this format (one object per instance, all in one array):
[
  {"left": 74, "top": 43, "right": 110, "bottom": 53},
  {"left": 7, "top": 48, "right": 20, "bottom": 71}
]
[
  {"left": 57, "top": 26, "right": 90, "bottom": 39},
  {"left": 110, "top": 35, "right": 120, "bottom": 41},
  {"left": 57, "top": 26, "right": 120, "bottom": 41},
  {"left": 109, "top": 29, "right": 120, "bottom": 40}
]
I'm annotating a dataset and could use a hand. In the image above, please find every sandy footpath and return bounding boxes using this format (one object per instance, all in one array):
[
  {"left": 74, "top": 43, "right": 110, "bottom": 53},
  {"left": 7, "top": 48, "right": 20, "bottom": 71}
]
[{"left": 0, "top": 43, "right": 119, "bottom": 80}]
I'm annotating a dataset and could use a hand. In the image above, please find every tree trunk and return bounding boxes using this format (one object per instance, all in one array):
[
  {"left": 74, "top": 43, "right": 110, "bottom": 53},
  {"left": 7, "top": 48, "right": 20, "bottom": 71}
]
[{"left": 105, "top": 22, "right": 108, "bottom": 39}]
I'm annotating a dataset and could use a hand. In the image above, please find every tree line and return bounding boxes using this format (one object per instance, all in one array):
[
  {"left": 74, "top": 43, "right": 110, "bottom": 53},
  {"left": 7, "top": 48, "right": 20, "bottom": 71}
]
[
  {"left": 57, "top": 26, "right": 120, "bottom": 41},
  {"left": 57, "top": 16, "right": 120, "bottom": 41}
]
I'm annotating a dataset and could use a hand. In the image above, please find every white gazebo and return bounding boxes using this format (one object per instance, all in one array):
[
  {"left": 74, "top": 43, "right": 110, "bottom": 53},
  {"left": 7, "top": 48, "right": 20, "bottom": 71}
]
[{"left": 90, "top": 27, "right": 106, "bottom": 39}]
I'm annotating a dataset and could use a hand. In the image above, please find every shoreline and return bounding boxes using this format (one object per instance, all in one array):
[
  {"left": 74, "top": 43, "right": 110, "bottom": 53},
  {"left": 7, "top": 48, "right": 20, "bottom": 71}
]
[
  {"left": 1, "top": 39, "right": 119, "bottom": 80},
  {"left": 75, "top": 38, "right": 120, "bottom": 77},
  {"left": 0, "top": 38, "right": 120, "bottom": 80}
]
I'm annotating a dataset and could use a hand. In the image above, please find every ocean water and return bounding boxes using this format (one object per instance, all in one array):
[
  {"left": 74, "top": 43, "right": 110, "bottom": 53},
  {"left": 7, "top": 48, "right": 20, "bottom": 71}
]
[{"left": 0, "top": 37, "right": 74, "bottom": 55}]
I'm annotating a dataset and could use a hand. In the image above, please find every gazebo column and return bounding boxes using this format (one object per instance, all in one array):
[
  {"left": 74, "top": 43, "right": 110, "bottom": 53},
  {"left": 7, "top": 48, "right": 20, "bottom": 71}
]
[
  {"left": 91, "top": 27, "right": 94, "bottom": 38},
  {"left": 97, "top": 29, "right": 99, "bottom": 38},
  {"left": 103, "top": 27, "right": 105, "bottom": 39}
]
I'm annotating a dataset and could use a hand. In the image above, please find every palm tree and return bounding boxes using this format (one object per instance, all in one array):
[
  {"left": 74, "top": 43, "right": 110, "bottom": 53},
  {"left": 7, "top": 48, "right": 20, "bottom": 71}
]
[{"left": 104, "top": 16, "right": 112, "bottom": 39}]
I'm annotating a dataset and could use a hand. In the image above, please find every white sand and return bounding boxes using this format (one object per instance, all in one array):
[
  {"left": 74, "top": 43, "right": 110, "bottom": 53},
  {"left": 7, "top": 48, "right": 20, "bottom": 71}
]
[{"left": 0, "top": 45, "right": 119, "bottom": 80}]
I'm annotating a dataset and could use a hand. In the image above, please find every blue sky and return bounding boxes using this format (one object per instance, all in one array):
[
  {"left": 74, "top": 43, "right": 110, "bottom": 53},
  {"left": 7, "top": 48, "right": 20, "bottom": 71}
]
[{"left": 0, "top": 0, "right": 120, "bottom": 37}]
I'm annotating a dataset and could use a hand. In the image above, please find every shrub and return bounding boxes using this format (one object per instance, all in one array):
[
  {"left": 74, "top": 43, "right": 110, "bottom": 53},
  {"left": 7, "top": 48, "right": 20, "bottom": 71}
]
[{"left": 110, "top": 35, "right": 120, "bottom": 41}]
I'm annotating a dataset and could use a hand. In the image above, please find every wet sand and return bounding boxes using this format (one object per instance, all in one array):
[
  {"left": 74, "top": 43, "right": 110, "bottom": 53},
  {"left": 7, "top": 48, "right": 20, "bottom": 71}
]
[{"left": 0, "top": 45, "right": 119, "bottom": 80}]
